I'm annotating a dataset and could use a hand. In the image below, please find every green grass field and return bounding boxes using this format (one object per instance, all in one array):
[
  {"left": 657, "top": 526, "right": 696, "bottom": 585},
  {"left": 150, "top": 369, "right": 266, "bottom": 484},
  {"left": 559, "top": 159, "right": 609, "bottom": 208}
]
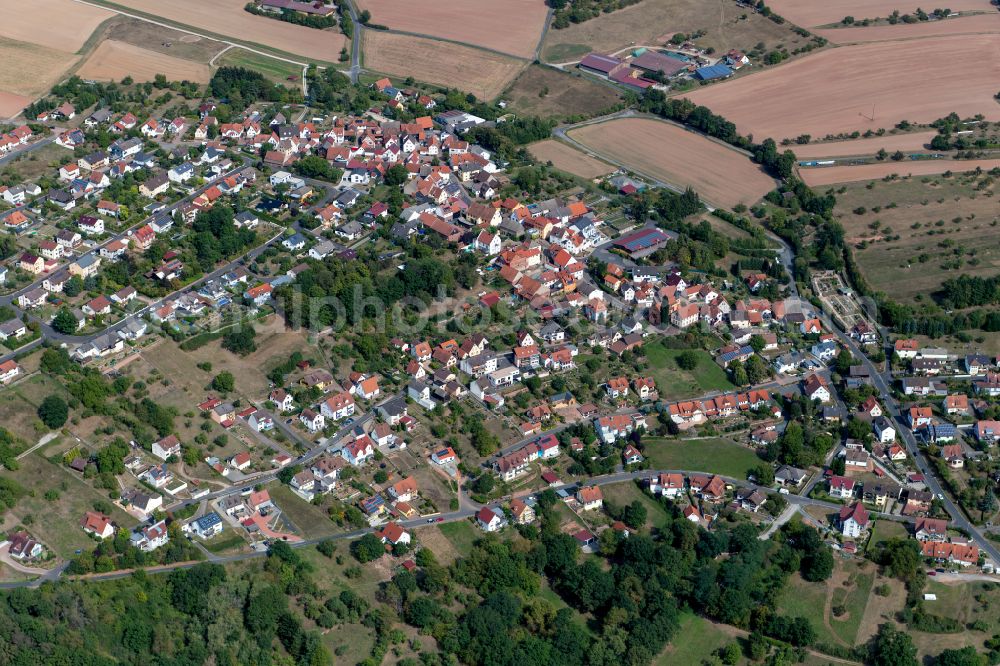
[
  {"left": 644, "top": 344, "right": 735, "bottom": 401},
  {"left": 778, "top": 560, "right": 877, "bottom": 649},
  {"left": 656, "top": 613, "right": 736, "bottom": 665},
  {"left": 599, "top": 480, "right": 669, "bottom": 530},
  {"left": 267, "top": 484, "right": 336, "bottom": 539},
  {"left": 865, "top": 519, "right": 909, "bottom": 553},
  {"left": 216, "top": 48, "right": 304, "bottom": 83},
  {"left": 438, "top": 519, "right": 479, "bottom": 556},
  {"left": 643, "top": 437, "right": 762, "bottom": 478},
  {"left": 202, "top": 528, "right": 247, "bottom": 554}
]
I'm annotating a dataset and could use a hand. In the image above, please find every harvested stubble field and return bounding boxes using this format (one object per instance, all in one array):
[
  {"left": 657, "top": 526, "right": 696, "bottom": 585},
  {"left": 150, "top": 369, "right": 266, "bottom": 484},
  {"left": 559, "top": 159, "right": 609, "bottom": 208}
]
[
  {"left": 93, "top": 0, "right": 345, "bottom": 62},
  {"left": 792, "top": 131, "right": 937, "bottom": 160},
  {"left": 683, "top": 35, "right": 1000, "bottom": 142},
  {"left": 355, "top": 0, "right": 549, "bottom": 58},
  {"left": 528, "top": 139, "right": 615, "bottom": 179},
  {"left": 799, "top": 158, "right": 1000, "bottom": 186},
  {"left": 503, "top": 65, "right": 621, "bottom": 119},
  {"left": 77, "top": 40, "right": 212, "bottom": 83},
  {"left": 764, "top": 0, "right": 993, "bottom": 28},
  {"left": 0, "top": 38, "right": 78, "bottom": 115},
  {"left": 0, "top": 0, "right": 112, "bottom": 52},
  {"left": 833, "top": 172, "right": 1000, "bottom": 303},
  {"left": 815, "top": 13, "right": 1000, "bottom": 44},
  {"left": 567, "top": 117, "right": 775, "bottom": 207},
  {"left": 363, "top": 31, "right": 525, "bottom": 101},
  {"left": 542, "top": 0, "right": 809, "bottom": 63},
  {"left": 105, "top": 16, "right": 227, "bottom": 63}
]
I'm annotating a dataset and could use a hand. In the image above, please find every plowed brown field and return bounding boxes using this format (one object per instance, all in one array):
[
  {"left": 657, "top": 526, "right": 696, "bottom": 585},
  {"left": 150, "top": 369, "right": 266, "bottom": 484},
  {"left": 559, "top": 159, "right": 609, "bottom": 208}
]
[{"left": 800, "top": 158, "right": 1000, "bottom": 186}]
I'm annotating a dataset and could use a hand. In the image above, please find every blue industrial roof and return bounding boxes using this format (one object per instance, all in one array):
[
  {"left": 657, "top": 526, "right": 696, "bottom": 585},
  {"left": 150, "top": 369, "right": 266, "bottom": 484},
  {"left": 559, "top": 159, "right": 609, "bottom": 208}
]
[{"left": 694, "top": 64, "right": 733, "bottom": 80}]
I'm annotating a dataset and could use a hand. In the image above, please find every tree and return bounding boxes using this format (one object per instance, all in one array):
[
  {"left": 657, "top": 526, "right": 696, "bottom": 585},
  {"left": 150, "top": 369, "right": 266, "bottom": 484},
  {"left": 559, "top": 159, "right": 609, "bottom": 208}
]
[
  {"left": 51, "top": 308, "right": 78, "bottom": 334},
  {"left": 621, "top": 500, "right": 647, "bottom": 529},
  {"left": 802, "top": 545, "right": 834, "bottom": 582},
  {"left": 384, "top": 163, "right": 408, "bottom": 186},
  {"left": 222, "top": 328, "right": 256, "bottom": 356},
  {"left": 676, "top": 350, "right": 699, "bottom": 370},
  {"left": 750, "top": 464, "right": 774, "bottom": 486},
  {"left": 38, "top": 395, "right": 68, "bottom": 429},
  {"left": 933, "top": 647, "right": 986, "bottom": 666},
  {"left": 868, "top": 624, "right": 918, "bottom": 666},
  {"left": 212, "top": 371, "right": 235, "bottom": 393},
  {"left": 352, "top": 533, "right": 385, "bottom": 563},
  {"left": 63, "top": 275, "right": 84, "bottom": 297}
]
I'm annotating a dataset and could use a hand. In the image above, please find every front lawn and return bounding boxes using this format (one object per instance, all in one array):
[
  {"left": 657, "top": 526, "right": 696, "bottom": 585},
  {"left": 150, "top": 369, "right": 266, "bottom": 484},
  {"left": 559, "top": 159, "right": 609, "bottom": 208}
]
[{"left": 643, "top": 437, "right": 762, "bottom": 478}]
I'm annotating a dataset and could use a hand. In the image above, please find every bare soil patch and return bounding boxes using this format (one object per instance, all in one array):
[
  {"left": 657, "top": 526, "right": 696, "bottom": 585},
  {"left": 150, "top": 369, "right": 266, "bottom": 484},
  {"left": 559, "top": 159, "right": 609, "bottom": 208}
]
[
  {"left": 0, "top": 0, "right": 112, "bottom": 52},
  {"left": 683, "top": 35, "right": 1000, "bottom": 142},
  {"left": 529, "top": 139, "right": 615, "bottom": 179},
  {"left": 764, "top": 0, "right": 993, "bottom": 28},
  {"left": 542, "top": 0, "right": 811, "bottom": 63},
  {"left": 568, "top": 116, "right": 775, "bottom": 207},
  {"left": 793, "top": 131, "right": 937, "bottom": 159},
  {"left": 97, "top": 0, "right": 345, "bottom": 62},
  {"left": 815, "top": 13, "right": 1000, "bottom": 44},
  {"left": 356, "top": 0, "right": 548, "bottom": 58},
  {"left": 363, "top": 31, "right": 525, "bottom": 101},
  {"left": 503, "top": 65, "right": 621, "bottom": 119},
  {"left": 800, "top": 158, "right": 1000, "bottom": 186},
  {"left": 77, "top": 40, "right": 212, "bottom": 83}
]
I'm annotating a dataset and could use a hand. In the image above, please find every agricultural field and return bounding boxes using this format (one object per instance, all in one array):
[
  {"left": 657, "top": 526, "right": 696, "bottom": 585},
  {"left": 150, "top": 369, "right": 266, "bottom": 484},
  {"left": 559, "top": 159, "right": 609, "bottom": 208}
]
[
  {"left": 528, "top": 139, "right": 615, "bottom": 179},
  {"left": 362, "top": 31, "right": 525, "bottom": 101},
  {"left": 815, "top": 13, "right": 1000, "bottom": 44},
  {"left": 642, "top": 437, "right": 763, "bottom": 478},
  {"left": 216, "top": 47, "right": 304, "bottom": 83},
  {"left": 541, "top": 0, "right": 812, "bottom": 63},
  {"left": 792, "top": 131, "right": 937, "bottom": 160},
  {"left": 764, "top": 0, "right": 994, "bottom": 28},
  {"left": 830, "top": 169, "right": 1000, "bottom": 304},
  {"left": 103, "top": 16, "right": 227, "bottom": 63},
  {"left": 77, "top": 40, "right": 212, "bottom": 83},
  {"left": 90, "top": 0, "right": 345, "bottom": 62},
  {"left": 355, "top": 0, "right": 549, "bottom": 58},
  {"left": 502, "top": 65, "right": 621, "bottom": 119},
  {"left": 0, "top": 0, "right": 112, "bottom": 52},
  {"left": 683, "top": 35, "right": 1000, "bottom": 142},
  {"left": 0, "top": 38, "right": 78, "bottom": 117},
  {"left": 644, "top": 343, "right": 735, "bottom": 400},
  {"left": 799, "top": 158, "right": 1000, "bottom": 186},
  {"left": 568, "top": 117, "right": 776, "bottom": 207},
  {"left": 568, "top": 118, "right": 774, "bottom": 208}
]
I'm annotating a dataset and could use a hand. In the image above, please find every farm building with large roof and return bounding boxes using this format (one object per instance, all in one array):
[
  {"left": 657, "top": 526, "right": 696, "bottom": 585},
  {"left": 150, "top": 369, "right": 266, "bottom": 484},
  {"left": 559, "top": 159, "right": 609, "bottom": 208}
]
[
  {"left": 579, "top": 53, "right": 624, "bottom": 76},
  {"left": 631, "top": 51, "right": 689, "bottom": 77},
  {"left": 613, "top": 228, "right": 675, "bottom": 256},
  {"left": 694, "top": 64, "right": 734, "bottom": 81}
]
